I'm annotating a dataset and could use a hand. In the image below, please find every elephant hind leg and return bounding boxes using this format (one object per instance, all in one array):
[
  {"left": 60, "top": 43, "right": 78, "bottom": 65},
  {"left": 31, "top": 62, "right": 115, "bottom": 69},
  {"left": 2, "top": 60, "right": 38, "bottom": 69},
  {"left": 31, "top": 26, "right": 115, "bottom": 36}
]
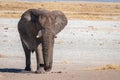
[{"left": 21, "top": 39, "right": 31, "bottom": 71}]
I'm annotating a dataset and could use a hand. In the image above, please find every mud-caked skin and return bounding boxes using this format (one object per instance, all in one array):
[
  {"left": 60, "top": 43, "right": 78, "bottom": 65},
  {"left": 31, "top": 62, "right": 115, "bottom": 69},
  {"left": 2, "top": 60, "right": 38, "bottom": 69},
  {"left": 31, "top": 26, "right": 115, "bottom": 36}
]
[{"left": 18, "top": 8, "right": 67, "bottom": 73}]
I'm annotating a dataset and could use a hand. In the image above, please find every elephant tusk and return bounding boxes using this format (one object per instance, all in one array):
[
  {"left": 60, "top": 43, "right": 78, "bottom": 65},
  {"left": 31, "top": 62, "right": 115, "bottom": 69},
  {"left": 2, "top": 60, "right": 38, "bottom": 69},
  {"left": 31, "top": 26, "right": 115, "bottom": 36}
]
[{"left": 36, "top": 35, "right": 40, "bottom": 38}]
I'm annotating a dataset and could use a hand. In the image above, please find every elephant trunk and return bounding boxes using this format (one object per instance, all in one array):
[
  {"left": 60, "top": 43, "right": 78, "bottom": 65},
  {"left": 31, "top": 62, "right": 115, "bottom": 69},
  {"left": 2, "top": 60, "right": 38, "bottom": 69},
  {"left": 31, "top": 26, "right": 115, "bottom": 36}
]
[{"left": 42, "top": 29, "right": 54, "bottom": 72}]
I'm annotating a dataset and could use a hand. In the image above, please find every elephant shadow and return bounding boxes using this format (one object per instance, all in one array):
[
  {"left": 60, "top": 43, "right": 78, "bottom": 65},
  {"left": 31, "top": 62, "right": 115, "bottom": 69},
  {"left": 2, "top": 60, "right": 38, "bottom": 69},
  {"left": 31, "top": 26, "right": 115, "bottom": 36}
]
[{"left": 0, "top": 68, "right": 23, "bottom": 73}]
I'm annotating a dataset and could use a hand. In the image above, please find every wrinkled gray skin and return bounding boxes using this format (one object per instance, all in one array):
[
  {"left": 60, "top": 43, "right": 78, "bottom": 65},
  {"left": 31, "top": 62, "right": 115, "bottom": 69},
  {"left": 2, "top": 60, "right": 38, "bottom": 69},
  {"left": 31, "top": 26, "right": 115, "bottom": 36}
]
[{"left": 18, "top": 8, "right": 67, "bottom": 73}]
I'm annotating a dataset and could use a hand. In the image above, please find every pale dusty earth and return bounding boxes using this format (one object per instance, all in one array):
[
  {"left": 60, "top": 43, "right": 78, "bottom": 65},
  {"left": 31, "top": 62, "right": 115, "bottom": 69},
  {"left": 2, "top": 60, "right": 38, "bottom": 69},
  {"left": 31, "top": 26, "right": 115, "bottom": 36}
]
[{"left": 0, "top": 18, "right": 120, "bottom": 80}]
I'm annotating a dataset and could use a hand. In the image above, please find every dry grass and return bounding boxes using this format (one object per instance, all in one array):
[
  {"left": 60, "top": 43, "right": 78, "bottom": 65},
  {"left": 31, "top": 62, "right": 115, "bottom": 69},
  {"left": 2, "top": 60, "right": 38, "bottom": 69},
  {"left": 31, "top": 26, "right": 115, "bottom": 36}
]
[
  {"left": 84, "top": 64, "right": 120, "bottom": 71},
  {"left": 0, "top": 1, "right": 120, "bottom": 20},
  {"left": 95, "top": 65, "right": 120, "bottom": 71}
]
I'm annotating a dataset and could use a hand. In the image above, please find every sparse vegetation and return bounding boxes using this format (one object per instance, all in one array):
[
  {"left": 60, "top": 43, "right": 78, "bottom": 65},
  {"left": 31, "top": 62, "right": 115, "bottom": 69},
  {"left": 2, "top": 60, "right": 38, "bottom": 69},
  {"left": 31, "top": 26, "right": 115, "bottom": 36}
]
[{"left": 0, "top": 1, "right": 120, "bottom": 20}]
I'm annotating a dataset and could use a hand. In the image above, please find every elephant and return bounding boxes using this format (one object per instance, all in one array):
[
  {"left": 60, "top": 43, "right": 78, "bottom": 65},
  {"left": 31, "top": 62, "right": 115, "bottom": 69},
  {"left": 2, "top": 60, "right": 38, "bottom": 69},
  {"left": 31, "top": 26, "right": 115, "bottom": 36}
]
[{"left": 18, "top": 8, "right": 67, "bottom": 73}]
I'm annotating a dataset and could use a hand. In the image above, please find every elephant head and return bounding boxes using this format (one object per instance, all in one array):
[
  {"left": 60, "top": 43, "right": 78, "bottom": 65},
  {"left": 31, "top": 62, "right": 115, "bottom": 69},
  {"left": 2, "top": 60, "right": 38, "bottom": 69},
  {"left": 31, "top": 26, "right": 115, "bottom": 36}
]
[{"left": 18, "top": 8, "right": 67, "bottom": 73}]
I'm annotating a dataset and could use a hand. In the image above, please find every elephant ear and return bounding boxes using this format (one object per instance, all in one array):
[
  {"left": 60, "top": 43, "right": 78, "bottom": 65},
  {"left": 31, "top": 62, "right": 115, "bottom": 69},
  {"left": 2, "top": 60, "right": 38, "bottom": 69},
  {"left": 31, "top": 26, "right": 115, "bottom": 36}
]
[{"left": 51, "top": 10, "right": 68, "bottom": 35}]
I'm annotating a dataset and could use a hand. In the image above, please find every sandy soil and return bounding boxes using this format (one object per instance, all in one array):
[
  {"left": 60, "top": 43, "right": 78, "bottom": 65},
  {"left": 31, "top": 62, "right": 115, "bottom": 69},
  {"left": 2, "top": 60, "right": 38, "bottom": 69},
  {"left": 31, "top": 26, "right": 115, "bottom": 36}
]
[
  {"left": 0, "top": 59, "right": 120, "bottom": 80},
  {"left": 0, "top": 1, "right": 120, "bottom": 20}
]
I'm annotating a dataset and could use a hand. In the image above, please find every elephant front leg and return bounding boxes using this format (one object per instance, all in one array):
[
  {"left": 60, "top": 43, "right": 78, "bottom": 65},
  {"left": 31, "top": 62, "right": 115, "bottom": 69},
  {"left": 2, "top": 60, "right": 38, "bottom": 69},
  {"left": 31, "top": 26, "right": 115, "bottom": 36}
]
[
  {"left": 25, "top": 50, "right": 31, "bottom": 71},
  {"left": 21, "top": 39, "right": 31, "bottom": 71},
  {"left": 35, "top": 44, "right": 45, "bottom": 74}
]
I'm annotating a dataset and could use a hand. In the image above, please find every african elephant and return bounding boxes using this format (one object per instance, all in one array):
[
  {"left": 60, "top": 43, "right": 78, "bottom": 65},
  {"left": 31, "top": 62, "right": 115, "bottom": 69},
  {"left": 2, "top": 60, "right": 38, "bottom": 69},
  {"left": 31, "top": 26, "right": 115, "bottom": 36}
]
[{"left": 18, "top": 8, "right": 67, "bottom": 73}]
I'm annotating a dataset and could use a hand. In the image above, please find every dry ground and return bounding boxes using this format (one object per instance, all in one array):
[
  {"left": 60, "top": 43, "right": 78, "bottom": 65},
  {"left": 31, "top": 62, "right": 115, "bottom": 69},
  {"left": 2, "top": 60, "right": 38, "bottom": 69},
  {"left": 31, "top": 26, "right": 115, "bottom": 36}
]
[
  {"left": 0, "top": 1, "right": 120, "bottom": 80},
  {"left": 0, "top": 1, "right": 120, "bottom": 20}
]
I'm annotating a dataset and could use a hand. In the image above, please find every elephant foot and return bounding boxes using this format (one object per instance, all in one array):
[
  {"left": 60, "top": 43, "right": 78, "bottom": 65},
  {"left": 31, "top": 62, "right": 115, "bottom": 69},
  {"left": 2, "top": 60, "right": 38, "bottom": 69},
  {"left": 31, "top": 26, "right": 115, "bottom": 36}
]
[
  {"left": 21, "top": 70, "right": 33, "bottom": 73},
  {"left": 25, "top": 66, "right": 31, "bottom": 71},
  {"left": 44, "top": 66, "right": 52, "bottom": 72},
  {"left": 21, "top": 67, "right": 33, "bottom": 73},
  {"left": 35, "top": 67, "right": 45, "bottom": 74}
]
